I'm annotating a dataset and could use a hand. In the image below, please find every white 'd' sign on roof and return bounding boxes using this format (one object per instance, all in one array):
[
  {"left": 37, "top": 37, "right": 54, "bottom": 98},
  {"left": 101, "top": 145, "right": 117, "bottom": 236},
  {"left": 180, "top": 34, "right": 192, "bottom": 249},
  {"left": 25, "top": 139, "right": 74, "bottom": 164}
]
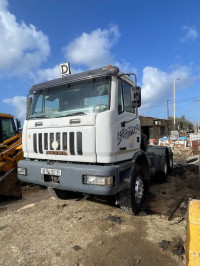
[{"left": 60, "top": 62, "right": 71, "bottom": 76}]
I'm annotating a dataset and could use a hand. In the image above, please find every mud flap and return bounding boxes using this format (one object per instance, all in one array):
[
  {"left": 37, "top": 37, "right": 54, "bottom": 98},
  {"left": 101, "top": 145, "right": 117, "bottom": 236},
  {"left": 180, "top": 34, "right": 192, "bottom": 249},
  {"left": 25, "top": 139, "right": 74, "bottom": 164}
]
[{"left": 0, "top": 169, "right": 22, "bottom": 199}]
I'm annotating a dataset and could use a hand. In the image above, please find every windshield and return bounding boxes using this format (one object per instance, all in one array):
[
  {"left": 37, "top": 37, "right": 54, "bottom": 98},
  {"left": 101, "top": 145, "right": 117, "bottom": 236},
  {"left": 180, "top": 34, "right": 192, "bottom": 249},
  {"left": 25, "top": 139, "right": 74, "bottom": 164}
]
[
  {"left": 0, "top": 117, "right": 16, "bottom": 142},
  {"left": 29, "top": 76, "right": 111, "bottom": 119}
]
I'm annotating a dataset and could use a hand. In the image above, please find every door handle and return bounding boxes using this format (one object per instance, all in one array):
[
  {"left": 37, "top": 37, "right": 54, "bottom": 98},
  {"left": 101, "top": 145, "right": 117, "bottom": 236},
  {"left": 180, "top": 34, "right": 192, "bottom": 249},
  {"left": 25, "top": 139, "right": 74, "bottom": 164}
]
[
  {"left": 121, "top": 121, "right": 125, "bottom": 127},
  {"left": 35, "top": 122, "right": 43, "bottom": 126},
  {"left": 70, "top": 119, "right": 81, "bottom": 124}
]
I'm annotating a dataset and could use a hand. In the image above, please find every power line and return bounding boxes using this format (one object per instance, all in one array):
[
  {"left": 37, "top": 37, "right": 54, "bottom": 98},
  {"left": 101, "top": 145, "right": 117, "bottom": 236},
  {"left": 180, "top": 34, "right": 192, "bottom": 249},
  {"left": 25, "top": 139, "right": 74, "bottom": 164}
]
[
  {"left": 169, "top": 95, "right": 200, "bottom": 103},
  {"left": 140, "top": 103, "right": 166, "bottom": 110},
  {"left": 140, "top": 96, "right": 200, "bottom": 110}
]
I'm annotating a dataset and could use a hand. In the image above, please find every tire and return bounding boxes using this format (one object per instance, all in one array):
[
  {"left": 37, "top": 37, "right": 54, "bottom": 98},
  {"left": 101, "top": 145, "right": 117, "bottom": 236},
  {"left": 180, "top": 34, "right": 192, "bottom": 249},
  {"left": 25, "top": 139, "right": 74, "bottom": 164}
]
[
  {"left": 162, "top": 159, "right": 168, "bottom": 178},
  {"left": 156, "top": 155, "right": 168, "bottom": 182},
  {"left": 48, "top": 187, "right": 73, "bottom": 199},
  {"left": 167, "top": 152, "right": 173, "bottom": 174},
  {"left": 119, "top": 164, "right": 145, "bottom": 215}
]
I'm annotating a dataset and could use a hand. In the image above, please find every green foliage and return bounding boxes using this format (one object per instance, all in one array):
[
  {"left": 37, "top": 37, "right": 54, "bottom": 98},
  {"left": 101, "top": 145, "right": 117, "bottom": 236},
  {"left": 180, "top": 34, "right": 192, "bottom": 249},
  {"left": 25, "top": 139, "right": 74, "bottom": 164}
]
[{"left": 168, "top": 115, "right": 194, "bottom": 131}]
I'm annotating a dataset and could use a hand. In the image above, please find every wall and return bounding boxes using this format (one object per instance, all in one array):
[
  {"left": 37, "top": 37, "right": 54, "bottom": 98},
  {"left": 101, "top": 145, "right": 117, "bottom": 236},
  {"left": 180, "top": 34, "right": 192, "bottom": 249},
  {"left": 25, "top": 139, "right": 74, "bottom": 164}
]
[{"left": 139, "top": 116, "right": 171, "bottom": 143}]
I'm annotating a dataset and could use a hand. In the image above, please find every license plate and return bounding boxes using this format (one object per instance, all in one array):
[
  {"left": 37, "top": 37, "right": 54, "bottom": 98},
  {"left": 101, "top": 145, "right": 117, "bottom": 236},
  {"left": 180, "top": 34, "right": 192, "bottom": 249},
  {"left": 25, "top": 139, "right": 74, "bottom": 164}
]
[{"left": 41, "top": 168, "right": 61, "bottom": 176}]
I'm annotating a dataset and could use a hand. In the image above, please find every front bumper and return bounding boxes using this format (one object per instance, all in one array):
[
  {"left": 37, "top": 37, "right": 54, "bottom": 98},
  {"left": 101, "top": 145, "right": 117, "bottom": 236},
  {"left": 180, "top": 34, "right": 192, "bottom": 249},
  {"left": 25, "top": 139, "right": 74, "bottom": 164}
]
[{"left": 18, "top": 159, "right": 119, "bottom": 196}]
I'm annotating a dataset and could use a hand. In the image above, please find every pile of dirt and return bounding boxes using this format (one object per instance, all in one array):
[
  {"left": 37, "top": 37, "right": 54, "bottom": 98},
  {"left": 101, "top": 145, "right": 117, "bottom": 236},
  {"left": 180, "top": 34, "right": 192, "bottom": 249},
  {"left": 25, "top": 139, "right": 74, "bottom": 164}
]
[
  {"left": 159, "top": 236, "right": 185, "bottom": 256},
  {"left": 173, "top": 147, "right": 193, "bottom": 164}
]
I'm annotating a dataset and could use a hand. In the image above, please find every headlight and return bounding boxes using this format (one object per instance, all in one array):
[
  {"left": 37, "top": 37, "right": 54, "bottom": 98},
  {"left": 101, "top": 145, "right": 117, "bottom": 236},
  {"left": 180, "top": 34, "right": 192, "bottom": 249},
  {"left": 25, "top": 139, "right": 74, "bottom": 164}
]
[
  {"left": 83, "top": 175, "right": 114, "bottom": 186},
  {"left": 18, "top": 167, "right": 27, "bottom": 176}
]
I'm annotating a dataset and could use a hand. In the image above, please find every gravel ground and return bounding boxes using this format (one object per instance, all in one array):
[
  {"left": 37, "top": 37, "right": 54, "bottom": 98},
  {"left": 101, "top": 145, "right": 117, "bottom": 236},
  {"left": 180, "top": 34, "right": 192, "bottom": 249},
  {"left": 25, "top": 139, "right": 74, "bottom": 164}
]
[
  {"left": 0, "top": 148, "right": 199, "bottom": 265},
  {"left": 0, "top": 186, "right": 187, "bottom": 266}
]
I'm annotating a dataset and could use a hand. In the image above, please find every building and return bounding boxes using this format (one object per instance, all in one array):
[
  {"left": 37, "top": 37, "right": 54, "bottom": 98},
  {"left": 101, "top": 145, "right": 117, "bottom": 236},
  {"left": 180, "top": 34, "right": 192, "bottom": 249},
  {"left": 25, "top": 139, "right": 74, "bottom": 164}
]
[{"left": 139, "top": 116, "right": 171, "bottom": 143}]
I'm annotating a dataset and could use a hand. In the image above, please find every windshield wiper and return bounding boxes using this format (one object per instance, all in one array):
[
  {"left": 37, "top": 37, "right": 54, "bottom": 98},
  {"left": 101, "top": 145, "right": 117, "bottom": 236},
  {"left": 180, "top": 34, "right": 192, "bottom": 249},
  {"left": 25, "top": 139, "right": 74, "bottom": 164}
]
[
  {"left": 56, "top": 112, "right": 86, "bottom": 118},
  {"left": 29, "top": 114, "right": 48, "bottom": 119}
]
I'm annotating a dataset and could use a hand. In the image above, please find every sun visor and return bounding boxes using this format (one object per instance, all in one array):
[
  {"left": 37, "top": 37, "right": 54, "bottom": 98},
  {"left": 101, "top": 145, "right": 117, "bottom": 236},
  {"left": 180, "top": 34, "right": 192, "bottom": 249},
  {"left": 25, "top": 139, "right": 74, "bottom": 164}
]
[{"left": 29, "top": 66, "right": 119, "bottom": 94}]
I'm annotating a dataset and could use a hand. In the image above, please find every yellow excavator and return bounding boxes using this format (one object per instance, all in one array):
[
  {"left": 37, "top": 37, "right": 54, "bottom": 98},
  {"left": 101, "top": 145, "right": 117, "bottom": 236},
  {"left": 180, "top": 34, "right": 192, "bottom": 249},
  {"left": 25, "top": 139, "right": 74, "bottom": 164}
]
[{"left": 0, "top": 113, "right": 23, "bottom": 198}]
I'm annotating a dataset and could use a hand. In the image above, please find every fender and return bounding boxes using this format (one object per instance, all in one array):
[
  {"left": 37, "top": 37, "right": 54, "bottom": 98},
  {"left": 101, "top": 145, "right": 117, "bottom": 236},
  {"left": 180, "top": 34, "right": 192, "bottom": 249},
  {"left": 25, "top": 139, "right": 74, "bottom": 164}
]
[
  {"left": 132, "top": 150, "right": 150, "bottom": 181},
  {"left": 117, "top": 150, "right": 150, "bottom": 192}
]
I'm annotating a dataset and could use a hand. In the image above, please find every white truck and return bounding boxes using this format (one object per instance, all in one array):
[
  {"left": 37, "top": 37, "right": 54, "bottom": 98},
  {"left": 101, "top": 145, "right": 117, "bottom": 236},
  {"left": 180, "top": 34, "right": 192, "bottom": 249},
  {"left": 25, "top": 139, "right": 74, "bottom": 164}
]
[{"left": 18, "top": 64, "right": 172, "bottom": 215}]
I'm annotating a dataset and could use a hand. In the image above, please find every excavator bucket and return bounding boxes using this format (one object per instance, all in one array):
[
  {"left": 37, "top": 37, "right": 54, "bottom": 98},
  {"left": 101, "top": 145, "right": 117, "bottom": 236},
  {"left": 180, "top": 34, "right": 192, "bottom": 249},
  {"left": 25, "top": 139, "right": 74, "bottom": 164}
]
[
  {"left": 0, "top": 169, "right": 22, "bottom": 198},
  {"left": 0, "top": 133, "right": 23, "bottom": 199}
]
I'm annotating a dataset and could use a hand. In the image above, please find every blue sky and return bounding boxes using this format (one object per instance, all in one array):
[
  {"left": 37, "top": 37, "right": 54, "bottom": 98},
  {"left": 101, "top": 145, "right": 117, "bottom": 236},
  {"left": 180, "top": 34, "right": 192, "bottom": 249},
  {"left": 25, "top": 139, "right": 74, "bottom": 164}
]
[{"left": 0, "top": 0, "right": 200, "bottom": 124}]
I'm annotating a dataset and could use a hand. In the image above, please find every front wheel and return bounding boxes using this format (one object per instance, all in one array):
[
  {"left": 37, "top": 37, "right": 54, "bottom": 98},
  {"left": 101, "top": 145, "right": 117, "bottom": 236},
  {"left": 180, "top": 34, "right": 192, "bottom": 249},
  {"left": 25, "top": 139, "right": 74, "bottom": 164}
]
[{"left": 119, "top": 164, "right": 145, "bottom": 215}]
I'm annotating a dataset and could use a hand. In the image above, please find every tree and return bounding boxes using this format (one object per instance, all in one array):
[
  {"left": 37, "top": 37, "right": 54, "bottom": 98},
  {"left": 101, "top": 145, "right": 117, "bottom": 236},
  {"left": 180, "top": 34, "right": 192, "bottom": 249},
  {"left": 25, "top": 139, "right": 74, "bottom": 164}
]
[{"left": 168, "top": 115, "right": 194, "bottom": 131}]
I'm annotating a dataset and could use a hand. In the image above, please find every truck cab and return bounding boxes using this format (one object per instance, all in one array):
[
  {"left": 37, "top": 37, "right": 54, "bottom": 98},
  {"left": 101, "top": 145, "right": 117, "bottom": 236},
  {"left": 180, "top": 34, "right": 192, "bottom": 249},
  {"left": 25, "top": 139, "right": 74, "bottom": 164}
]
[
  {"left": 0, "top": 113, "right": 21, "bottom": 143},
  {"left": 18, "top": 65, "right": 171, "bottom": 215},
  {"left": 23, "top": 66, "right": 140, "bottom": 163}
]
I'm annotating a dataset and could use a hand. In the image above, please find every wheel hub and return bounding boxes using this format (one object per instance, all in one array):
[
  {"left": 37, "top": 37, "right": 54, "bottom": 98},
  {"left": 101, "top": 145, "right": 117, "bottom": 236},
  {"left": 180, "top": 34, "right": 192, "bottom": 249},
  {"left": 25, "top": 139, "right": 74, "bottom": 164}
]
[
  {"left": 164, "top": 161, "right": 167, "bottom": 175},
  {"left": 135, "top": 176, "right": 144, "bottom": 203}
]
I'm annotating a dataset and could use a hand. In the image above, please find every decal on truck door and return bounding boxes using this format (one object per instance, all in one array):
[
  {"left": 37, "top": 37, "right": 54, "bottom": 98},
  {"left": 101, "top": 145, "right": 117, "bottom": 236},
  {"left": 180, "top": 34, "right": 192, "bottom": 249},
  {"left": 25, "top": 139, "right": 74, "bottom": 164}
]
[{"left": 118, "top": 124, "right": 140, "bottom": 145}]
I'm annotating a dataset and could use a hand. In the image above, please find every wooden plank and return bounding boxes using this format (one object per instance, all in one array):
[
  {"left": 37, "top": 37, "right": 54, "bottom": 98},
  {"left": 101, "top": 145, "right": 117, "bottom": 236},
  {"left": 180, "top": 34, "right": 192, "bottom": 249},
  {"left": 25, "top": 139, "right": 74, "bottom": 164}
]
[{"left": 165, "top": 195, "right": 186, "bottom": 221}]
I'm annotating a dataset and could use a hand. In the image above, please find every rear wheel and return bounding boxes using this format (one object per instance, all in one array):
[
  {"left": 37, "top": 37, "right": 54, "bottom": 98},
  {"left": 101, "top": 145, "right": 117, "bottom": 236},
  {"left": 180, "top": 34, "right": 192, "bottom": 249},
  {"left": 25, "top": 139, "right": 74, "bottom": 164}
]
[
  {"left": 119, "top": 164, "right": 144, "bottom": 215},
  {"left": 162, "top": 159, "right": 168, "bottom": 177},
  {"left": 167, "top": 152, "right": 173, "bottom": 174},
  {"left": 156, "top": 155, "right": 168, "bottom": 182},
  {"left": 48, "top": 187, "right": 73, "bottom": 199}
]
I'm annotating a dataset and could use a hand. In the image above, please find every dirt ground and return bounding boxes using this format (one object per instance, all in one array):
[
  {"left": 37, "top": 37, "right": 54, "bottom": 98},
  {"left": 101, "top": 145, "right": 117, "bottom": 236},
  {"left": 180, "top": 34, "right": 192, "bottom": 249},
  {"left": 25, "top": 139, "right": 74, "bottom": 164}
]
[{"left": 0, "top": 149, "right": 199, "bottom": 266}]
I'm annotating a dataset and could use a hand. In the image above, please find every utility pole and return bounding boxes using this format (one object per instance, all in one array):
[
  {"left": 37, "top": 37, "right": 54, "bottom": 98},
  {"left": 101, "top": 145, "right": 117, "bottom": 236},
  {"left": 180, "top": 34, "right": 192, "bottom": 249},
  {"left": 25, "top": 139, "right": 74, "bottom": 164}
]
[
  {"left": 167, "top": 99, "right": 169, "bottom": 119},
  {"left": 173, "top": 78, "right": 181, "bottom": 129}
]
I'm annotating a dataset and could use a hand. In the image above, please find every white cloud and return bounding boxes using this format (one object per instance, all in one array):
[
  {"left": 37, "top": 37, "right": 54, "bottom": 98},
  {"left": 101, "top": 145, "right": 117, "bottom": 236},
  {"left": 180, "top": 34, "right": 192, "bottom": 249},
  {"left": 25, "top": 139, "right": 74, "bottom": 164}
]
[
  {"left": 30, "top": 65, "right": 60, "bottom": 84},
  {"left": 29, "top": 25, "right": 136, "bottom": 84},
  {"left": 180, "top": 26, "right": 198, "bottom": 42},
  {"left": 63, "top": 26, "right": 121, "bottom": 69},
  {"left": 62, "top": 25, "right": 136, "bottom": 74},
  {"left": 30, "top": 65, "right": 84, "bottom": 84},
  {"left": 0, "top": 0, "right": 8, "bottom": 10},
  {"left": 0, "top": 0, "right": 50, "bottom": 76},
  {"left": 141, "top": 65, "right": 195, "bottom": 109},
  {"left": 3, "top": 96, "right": 26, "bottom": 120}
]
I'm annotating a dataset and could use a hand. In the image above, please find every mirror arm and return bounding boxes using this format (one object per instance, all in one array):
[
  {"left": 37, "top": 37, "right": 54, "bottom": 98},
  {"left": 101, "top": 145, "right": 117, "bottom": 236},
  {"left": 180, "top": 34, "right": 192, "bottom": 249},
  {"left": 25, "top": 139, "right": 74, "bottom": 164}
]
[{"left": 118, "top": 73, "right": 137, "bottom": 87}]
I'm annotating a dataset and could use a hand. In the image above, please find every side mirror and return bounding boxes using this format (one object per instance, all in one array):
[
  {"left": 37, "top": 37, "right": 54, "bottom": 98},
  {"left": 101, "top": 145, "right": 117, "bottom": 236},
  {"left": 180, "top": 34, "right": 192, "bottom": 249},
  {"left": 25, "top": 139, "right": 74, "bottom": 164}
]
[
  {"left": 132, "top": 86, "right": 141, "bottom": 108},
  {"left": 132, "top": 100, "right": 137, "bottom": 108},
  {"left": 26, "top": 96, "right": 32, "bottom": 119},
  {"left": 15, "top": 119, "right": 22, "bottom": 132}
]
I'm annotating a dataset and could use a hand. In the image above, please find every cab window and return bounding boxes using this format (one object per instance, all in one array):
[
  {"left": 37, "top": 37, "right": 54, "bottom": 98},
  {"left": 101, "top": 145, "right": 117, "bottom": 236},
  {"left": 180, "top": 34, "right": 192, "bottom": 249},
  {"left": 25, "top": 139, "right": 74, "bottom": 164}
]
[
  {"left": 0, "top": 118, "right": 16, "bottom": 142},
  {"left": 118, "top": 79, "right": 134, "bottom": 114},
  {"left": 118, "top": 80, "right": 124, "bottom": 114}
]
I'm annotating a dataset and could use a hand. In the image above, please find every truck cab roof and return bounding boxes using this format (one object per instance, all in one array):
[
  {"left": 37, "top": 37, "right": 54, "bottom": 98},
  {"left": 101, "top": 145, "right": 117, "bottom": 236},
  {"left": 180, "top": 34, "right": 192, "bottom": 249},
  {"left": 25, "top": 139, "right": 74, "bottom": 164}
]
[
  {"left": 29, "top": 66, "right": 134, "bottom": 94},
  {"left": 0, "top": 113, "right": 14, "bottom": 119}
]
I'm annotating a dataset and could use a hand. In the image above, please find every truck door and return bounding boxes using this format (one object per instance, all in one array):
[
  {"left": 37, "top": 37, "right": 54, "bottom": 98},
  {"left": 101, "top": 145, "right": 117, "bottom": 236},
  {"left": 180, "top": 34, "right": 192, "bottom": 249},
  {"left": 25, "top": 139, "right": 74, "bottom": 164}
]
[{"left": 117, "top": 78, "right": 140, "bottom": 162}]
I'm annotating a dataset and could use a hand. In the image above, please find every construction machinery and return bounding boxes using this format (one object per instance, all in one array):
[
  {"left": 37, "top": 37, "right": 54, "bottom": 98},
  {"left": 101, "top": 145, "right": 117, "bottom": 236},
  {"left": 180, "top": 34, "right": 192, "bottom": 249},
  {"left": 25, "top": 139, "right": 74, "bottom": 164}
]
[{"left": 0, "top": 113, "right": 23, "bottom": 198}]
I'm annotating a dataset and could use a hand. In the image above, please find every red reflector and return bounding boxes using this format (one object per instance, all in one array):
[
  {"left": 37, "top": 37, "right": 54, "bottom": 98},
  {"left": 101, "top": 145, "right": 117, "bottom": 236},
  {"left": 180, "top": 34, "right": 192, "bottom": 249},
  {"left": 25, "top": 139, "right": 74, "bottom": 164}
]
[{"left": 106, "top": 65, "right": 112, "bottom": 68}]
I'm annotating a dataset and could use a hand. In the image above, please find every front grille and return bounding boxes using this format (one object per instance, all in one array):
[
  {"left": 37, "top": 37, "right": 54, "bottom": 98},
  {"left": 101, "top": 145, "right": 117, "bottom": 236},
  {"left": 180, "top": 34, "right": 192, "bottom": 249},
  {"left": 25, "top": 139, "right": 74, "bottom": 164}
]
[
  {"left": 70, "top": 132, "right": 75, "bottom": 155},
  {"left": 33, "top": 131, "right": 83, "bottom": 155}
]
